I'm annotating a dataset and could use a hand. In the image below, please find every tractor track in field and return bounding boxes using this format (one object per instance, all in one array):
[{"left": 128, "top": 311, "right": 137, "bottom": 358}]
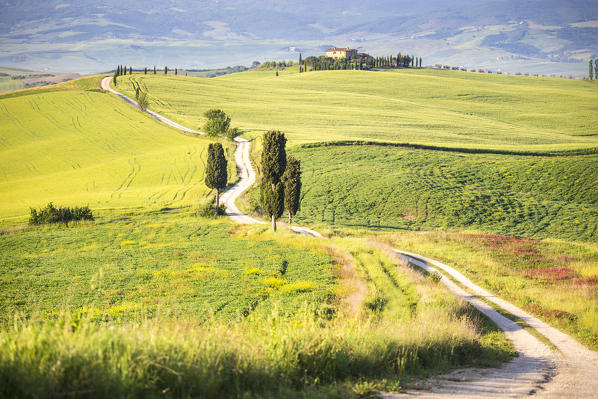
[{"left": 102, "top": 75, "right": 598, "bottom": 398}]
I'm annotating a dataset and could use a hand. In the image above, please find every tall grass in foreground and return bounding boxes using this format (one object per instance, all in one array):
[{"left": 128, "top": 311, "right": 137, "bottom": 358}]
[{"left": 0, "top": 307, "right": 511, "bottom": 399}]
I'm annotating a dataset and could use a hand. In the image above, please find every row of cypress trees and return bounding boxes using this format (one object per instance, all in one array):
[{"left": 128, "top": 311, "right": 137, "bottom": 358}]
[
  {"left": 298, "top": 52, "right": 422, "bottom": 72},
  {"left": 113, "top": 65, "right": 180, "bottom": 79},
  {"left": 205, "top": 130, "right": 301, "bottom": 231},
  {"left": 204, "top": 130, "right": 301, "bottom": 231},
  {"left": 260, "top": 131, "right": 301, "bottom": 231}
]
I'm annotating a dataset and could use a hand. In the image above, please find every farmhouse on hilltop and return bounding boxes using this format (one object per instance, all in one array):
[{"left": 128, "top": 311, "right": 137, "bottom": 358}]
[{"left": 325, "top": 47, "right": 358, "bottom": 60}]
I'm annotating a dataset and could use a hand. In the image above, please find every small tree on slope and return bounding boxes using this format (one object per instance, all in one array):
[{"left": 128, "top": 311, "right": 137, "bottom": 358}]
[
  {"left": 203, "top": 109, "right": 231, "bottom": 136},
  {"left": 261, "top": 130, "right": 287, "bottom": 231},
  {"left": 282, "top": 155, "right": 301, "bottom": 224},
  {"left": 205, "top": 143, "right": 228, "bottom": 211}
]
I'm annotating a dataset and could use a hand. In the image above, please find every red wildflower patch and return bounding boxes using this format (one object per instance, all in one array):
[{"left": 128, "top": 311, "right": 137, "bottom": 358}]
[
  {"left": 576, "top": 276, "right": 598, "bottom": 286},
  {"left": 526, "top": 267, "right": 580, "bottom": 282}
]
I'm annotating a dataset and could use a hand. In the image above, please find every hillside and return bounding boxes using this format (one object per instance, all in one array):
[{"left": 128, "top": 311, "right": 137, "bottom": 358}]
[
  {"left": 291, "top": 145, "right": 598, "bottom": 241},
  {"left": 0, "top": 76, "right": 234, "bottom": 222},
  {"left": 0, "top": 66, "right": 80, "bottom": 94},
  {"left": 112, "top": 68, "right": 598, "bottom": 241},
  {"left": 115, "top": 68, "right": 598, "bottom": 151}
]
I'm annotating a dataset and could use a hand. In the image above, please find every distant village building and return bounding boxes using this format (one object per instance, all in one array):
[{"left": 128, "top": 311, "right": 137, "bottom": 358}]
[{"left": 325, "top": 47, "right": 358, "bottom": 60}]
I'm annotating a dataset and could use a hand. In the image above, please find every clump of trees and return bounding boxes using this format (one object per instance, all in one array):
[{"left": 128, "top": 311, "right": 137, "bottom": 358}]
[
  {"left": 205, "top": 143, "right": 228, "bottom": 211},
  {"left": 29, "top": 203, "right": 94, "bottom": 225},
  {"left": 203, "top": 109, "right": 231, "bottom": 136},
  {"left": 258, "top": 61, "right": 294, "bottom": 70},
  {"left": 300, "top": 52, "right": 421, "bottom": 72},
  {"left": 260, "top": 131, "right": 302, "bottom": 231}
]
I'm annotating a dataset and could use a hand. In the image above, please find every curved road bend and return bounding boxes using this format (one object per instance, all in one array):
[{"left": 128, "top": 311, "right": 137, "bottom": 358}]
[{"left": 102, "top": 75, "right": 597, "bottom": 398}]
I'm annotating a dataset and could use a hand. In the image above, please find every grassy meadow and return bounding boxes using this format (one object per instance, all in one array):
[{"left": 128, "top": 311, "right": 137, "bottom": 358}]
[
  {"left": 0, "top": 209, "right": 515, "bottom": 397},
  {"left": 114, "top": 67, "right": 598, "bottom": 152},
  {"left": 289, "top": 144, "right": 598, "bottom": 242},
  {"left": 0, "top": 75, "right": 237, "bottom": 224},
  {"left": 1, "top": 64, "right": 596, "bottom": 397},
  {"left": 382, "top": 231, "right": 598, "bottom": 350}
]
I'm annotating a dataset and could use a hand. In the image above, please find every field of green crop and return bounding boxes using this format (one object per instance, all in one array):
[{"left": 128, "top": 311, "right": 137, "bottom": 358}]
[
  {"left": 0, "top": 210, "right": 334, "bottom": 323},
  {"left": 0, "top": 210, "right": 514, "bottom": 397},
  {"left": 0, "top": 76, "right": 236, "bottom": 223},
  {"left": 384, "top": 231, "right": 598, "bottom": 350},
  {"left": 288, "top": 144, "right": 598, "bottom": 242},
  {"left": 114, "top": 68, "right": 598, "bottom": 152}
]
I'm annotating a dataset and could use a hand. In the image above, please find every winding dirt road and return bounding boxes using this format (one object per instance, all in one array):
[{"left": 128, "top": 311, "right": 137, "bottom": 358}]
[{"left": 102, "top": 75, "right": 597, "bottom": 398}]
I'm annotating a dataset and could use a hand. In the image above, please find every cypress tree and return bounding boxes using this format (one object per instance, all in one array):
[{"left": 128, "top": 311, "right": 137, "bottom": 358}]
[
  {"left": 299, "top": 52, "right": 302, "bottom": 65},
  {"left": 261, "top": 181, "right": 284, "bottom": 228},
  {"left": 204, "top": 143, "right": 228, "bottom": 211},
  {"left": 282, "top": 156, "right": 301, "bottom": 224},
  {"left": 175, "top": 68, "right": 178, "bottom": 75},
  {"left": 590, "top": 60, "right": 593, "bottom": 80},
  {"left": 261, "top": 131, "right": 287, "bottom": 231},
  {"left": 129, "top": 66, "right": 132, "bottom": 75},
  {"left": 595, "top": 59, "right": 598, "bottom": 81},
  {"left": 113, "top": 72, "right": 117, "bottom": 86},
  {"left": 144, "top": 67, "right": 147, "bottom": 75},
  {"left": 165, "top": 66, "right": 168, "bottom": 75},
  {"left": 154, "top": 65, "right": 156, "bottom": 74}
]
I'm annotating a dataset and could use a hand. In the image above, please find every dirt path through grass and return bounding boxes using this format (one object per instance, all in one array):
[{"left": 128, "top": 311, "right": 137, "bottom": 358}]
[{"left": 104, "top": 75, "right": 597, "bottom": 398}]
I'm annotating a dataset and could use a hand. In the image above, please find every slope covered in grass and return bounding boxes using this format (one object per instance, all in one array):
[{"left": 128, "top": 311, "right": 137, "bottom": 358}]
[
  {"left": 0, "top": 210, "right": 514, "bottom": 397},
  {"left": 385, "top": 231, "right": 598, "bottom": 350},
  {"left": 0, "top": 76, "right": 234, "bottom": 222},
  {"left": 115, "top": 68, "right": 598, "bottom": 151},
  {"left": 290, "top": 145, "right": 598, "bottom": 241}
]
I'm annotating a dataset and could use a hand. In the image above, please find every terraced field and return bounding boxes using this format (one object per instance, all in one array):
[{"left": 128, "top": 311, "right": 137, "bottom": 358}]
[
  {"left": 114, "top": 68, "right": 598, "bottom": 152},
  {"left": 0, "top": 76, "right": 235, "bottom": 223},
  {"left": 290, "top": 145, "right": 598, "bottom": 241}
]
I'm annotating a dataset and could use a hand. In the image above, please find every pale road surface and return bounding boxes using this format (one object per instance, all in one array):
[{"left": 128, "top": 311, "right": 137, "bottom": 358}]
[{"left": 102, "top": 75, "right": 597, "bottom": 398}]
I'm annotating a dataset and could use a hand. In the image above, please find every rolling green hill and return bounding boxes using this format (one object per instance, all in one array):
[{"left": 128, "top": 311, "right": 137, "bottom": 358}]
[
  {"left": 0, "top": 76, "right": 235, "bottom": 222},
  {"left": 113, "top": 68, "right": 597, "bottom": 241},
  {"left": 290, "top": 144, "right": 598, "bottom": 241},
  {"left": 115, "top": 68, "right": 598, "bottom": 152}
]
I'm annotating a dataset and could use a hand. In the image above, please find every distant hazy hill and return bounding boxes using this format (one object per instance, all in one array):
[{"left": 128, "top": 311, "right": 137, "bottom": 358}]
[{"left": 0, "top": 0, "right": 596, "bottom": 75}]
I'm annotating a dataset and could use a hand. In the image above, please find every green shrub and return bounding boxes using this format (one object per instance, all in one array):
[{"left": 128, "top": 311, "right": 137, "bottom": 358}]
[
  {"left": 196, "top": 201, "right": 226, "bottom": 217},
  {"left": 225, "top": 127, "right": 240, "bottom": 140},
  {"left": 29, "top": 203, "right": 93, "bottom": 225},
  {"left": 202, "top": 109, "right": 231, "bottom": 136}
]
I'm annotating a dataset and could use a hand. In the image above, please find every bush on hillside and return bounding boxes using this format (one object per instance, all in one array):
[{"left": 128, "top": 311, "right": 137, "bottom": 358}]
[
  {"left": 225, "top": 127, "right": 240, "bottom": 141},
  {"left": 196, "top": 201, "right": 226, "bottom": 217},
  {"left": 202, "top": 109, "right": 231, "bottom": 136},
  {"left": 29, "top": 203, "right": 94, "bottom": 225}
]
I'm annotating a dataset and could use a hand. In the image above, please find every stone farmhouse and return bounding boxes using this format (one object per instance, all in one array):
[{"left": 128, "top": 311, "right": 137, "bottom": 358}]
[{"left": 325, "top": 47, "right": 358, "bottom": 60}]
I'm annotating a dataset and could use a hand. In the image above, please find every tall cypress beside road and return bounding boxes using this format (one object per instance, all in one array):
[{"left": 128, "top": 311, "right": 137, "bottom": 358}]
[
  {"left": 282, "top": 156, "right": 301, "bottom": 225},
  {"left": 261, "top": 131, "right": 287, "bottom": 231},
  {"left": 205, "top": 143, "right": 228, "bottom": 211}
]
